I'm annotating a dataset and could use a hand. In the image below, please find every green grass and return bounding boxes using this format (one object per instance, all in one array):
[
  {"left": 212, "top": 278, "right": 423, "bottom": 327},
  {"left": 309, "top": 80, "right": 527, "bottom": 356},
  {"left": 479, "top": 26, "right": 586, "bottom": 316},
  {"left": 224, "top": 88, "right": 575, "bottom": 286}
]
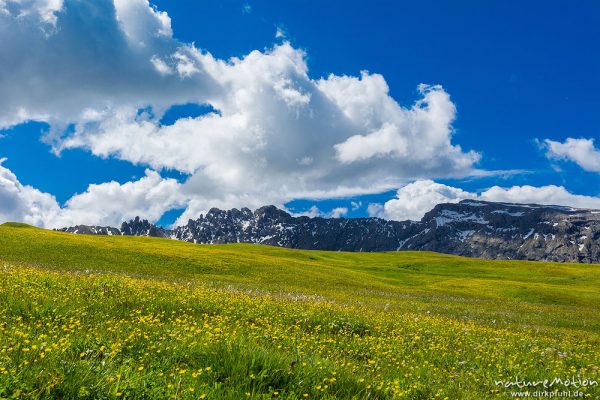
[{"left": 0, "top": 223, "right": 598, "bottom": 399}]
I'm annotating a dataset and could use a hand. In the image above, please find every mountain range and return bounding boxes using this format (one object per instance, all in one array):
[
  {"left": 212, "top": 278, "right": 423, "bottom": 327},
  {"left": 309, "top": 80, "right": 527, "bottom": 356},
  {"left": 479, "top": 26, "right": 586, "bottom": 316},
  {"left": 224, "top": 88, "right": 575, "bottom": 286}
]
[{"left": 58, "top": 200, "right": 600, "bottom": 263}]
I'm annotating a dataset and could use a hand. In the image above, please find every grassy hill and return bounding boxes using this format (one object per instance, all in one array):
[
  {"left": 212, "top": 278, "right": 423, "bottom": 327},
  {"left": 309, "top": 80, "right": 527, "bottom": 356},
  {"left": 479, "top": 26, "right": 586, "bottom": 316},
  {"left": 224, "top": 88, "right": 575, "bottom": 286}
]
[{"left": 0, "top": 223, "right": 598, "bottom": 399}]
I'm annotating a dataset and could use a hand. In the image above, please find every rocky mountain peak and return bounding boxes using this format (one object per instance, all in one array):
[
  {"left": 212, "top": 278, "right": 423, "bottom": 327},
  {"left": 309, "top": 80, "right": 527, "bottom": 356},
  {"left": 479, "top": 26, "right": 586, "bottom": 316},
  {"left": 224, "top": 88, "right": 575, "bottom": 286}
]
[
  {"left": 254, "top": 205, "right": 292, "bottom": 221},
  {"left": 121, "top": 217, "right": 168, "bottom": 238}
]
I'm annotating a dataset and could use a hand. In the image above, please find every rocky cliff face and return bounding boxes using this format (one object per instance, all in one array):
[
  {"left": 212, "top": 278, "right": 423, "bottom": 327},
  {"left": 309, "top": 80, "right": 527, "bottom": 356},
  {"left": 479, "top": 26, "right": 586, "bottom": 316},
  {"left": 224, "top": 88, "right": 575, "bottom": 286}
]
[
  {"left": 120, "top": 216, "right": 170, "bottom": 238},
  {"left": 169, "top": 206, "right": 415, "bottom": 251},
  {"left": 58, "top": 200, "right": 600, "bottom": 263},
  {"left": 412, "top": 201, "right": 600, "bottom": 263}
]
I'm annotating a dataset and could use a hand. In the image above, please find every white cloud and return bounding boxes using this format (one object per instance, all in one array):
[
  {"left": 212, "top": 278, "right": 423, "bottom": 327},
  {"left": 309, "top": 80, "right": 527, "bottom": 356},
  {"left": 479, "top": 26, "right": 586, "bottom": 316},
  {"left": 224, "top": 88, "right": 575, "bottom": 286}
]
[
  {"left": 329, "top": 207, "right": 348, "bottom": 218},
  {"left": 58, "top": 43, "right": 482, "bottom": 226},
  {"left": 0, "top": 0, "right": 64, "bottom": 26},
  {"left": 376, "top": 180, "right": 600, "bottom": 221},
  {"left": 113, "top": 0, "right": 172, "bottom": 45},
  {"left": 150, "top": 55, "right": 173, "bottom": 75},
  {"left": 329, "top": 82, "right": 479, "bottom": 170},
  {"left": 54, "top": 169, "right": 185, "bottom": 228},
  {"left": 367, "top": 203, "right": 384, "bottom": 218},
  {"left": 350, "top": 201, "right": 362, "bottom": 211},
  {"left": 0, "top": 160, "right": 183, "bottom": 228},
  {"left": 289, "top": 205, "right": 347, "bottom": 219},
  {"left": 544, "top": 137, "right": 600, "bottom": 173},
  {"left": 0, "top": 0, "right": 216, "bottom": 132},
  {"left": 0, "top": 158, "right": 61, "bottom": 227},
  {"left": 479, "top": 185, "right": 600, "bottom": 209},
  {"left": 275, "top": 26, "right": 285, "bottom": 39},
  {"left": 0, "top": 0, "right": 486, "bottom": 227},
  {"left": 335, "top": 123, "right": 406, "bottom": 162},
  {"left": 290, "top": 205, "right": 322, "bottom": 218},
  {"left": 379, "top": 180, "right": 474, "bottom": 221}
]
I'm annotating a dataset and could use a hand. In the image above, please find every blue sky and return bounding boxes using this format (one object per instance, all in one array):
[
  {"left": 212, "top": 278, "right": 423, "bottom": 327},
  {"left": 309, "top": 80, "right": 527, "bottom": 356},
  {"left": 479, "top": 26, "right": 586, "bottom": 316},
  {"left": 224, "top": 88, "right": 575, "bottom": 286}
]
[{"left": 0, "top": 0, "right": 599, "bottom": 228}]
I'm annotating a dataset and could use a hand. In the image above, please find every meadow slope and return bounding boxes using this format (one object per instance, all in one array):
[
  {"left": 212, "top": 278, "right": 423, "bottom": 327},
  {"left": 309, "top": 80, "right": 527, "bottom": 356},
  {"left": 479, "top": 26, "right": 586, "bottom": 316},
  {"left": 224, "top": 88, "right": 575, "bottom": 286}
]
[{"left": 0, "top": 223, "right": 598, "bottom": 399}]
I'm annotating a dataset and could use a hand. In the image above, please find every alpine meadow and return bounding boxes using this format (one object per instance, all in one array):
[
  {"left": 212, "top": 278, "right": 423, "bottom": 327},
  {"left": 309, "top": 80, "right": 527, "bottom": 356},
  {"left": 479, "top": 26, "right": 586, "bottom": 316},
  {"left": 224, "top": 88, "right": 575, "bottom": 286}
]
[
  {"left": 0, "top": 223, "right": 598, "bottom": 399},
  {"left": 1, "top": 1, "right": 600, "bottom": 399}
]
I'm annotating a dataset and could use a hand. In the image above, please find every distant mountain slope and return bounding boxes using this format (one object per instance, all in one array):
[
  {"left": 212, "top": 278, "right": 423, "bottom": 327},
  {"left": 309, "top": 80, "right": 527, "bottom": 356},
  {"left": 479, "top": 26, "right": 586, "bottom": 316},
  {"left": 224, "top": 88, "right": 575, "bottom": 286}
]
[{"left": 58, "top": 200, "right": 600, "bottom": 263}]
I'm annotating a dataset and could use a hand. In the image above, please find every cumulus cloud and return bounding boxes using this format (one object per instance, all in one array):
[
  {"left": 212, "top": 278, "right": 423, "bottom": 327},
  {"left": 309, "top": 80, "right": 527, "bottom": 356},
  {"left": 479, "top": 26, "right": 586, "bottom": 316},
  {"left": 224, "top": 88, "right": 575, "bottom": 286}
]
[
  {"left": 288, "top": 205, "right": 348, "bottom": 219},
  {"left": 0, "top": 160, "right": 183, "bottom": 228},
  {"left": 329, "top": 207, "right": 348, "bottom": 218},
  {"left": 53, "top": 169, "right": 185, "bottom": 228},
  {"left": 58, "top": 41, "right": 482, "bottom": 226},
  {"left": 0, "top": 0, "right": 217, "bottom": 132},
  {"left": 0, "top": 158, "right": 61, "bottom": 227},
  {"left": 377, "top": 180, "right": 474, "bottom": 221},
  {"left": 0, "top": 0, "right": 64, "bottom": 26},
  {"left": 328, "top": 82, "right": 478, "bottom": 170},
  {"left": 543, "top": 137, "right": 600, "bottom": 173},
  {"left": 113, "top": 0, "right": 172, "bottom": 44},
  {"left": 290, "top": 205, "right": 322, "bottom": 218},
  {"left": 366, "top": 203, "right": 384, "bottom": 218},
  {"left": 374, "top": 180, "right": 600, "bottom": 221},
  {"left": 0, "top": 0, "right": 485, "bottom": 227},
  {"left": 479, "top": 185, "right": 600, "bottom": 209}
]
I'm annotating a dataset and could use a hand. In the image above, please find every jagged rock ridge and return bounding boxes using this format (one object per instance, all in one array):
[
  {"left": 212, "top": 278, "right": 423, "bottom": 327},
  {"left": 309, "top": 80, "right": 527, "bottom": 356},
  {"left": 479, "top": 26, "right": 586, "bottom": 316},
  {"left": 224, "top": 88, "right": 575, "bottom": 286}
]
[{"left": 57, "top": 200, "right": 600, "bottom": 263}]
